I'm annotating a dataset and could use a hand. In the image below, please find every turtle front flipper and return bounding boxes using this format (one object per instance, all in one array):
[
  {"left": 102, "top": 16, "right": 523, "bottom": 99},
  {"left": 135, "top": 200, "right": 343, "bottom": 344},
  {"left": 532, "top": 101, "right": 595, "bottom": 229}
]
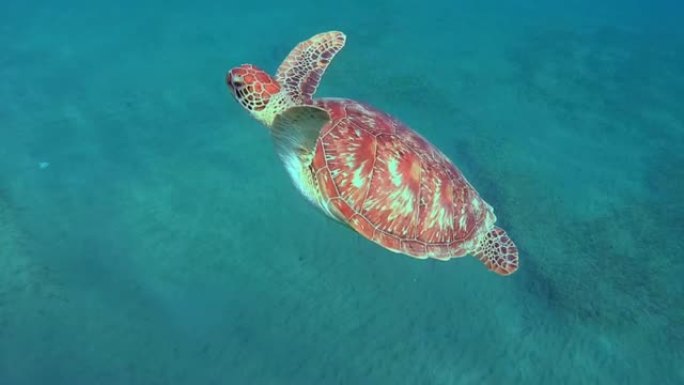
[
  {"left": 276, "top": 31, "right": 346, "bottom": 104},
  {"left": 271, "top": 105, "right": 333, "bottom": 215},
  {"left": 472, "top": 227, "right": 519, "bottom": 275},
  {"left": 272, "top": 105, "right": 330, "bottom": 155}
]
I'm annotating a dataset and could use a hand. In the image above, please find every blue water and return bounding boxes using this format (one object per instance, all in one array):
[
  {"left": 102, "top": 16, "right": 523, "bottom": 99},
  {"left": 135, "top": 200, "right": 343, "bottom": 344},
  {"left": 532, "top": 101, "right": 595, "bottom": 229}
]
[{"left": 1, "top": 0, "right": 682, "bottom": 384}]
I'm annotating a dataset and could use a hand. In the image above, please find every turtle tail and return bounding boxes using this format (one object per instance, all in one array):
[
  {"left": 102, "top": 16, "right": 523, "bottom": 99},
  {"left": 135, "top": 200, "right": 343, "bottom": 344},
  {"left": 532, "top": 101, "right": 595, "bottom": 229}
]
[{"left": 472, "top": 227, "right": 519, "bottom": 276}]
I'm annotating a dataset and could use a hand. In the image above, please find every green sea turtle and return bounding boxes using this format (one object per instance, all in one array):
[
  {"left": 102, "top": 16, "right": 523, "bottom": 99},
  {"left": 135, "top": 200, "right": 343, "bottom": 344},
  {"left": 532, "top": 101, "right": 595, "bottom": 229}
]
[{"left": 225, "top": 31, "right": 519, "bottom": 275}]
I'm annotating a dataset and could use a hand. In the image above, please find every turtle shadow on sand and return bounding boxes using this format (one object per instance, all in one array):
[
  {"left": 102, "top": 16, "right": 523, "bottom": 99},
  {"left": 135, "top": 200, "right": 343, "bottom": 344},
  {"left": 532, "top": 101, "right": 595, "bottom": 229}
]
[
  {"left": 0, "top": 193, "right": 40, "bottom": 340},
  {"left": 505, "top": 124, "right": 682, "bottom": 368},
  {"left": 500, "top": 23, "right": 683, "bottom": 298},
  {"left": 493, "top": 161, "right": 683, "bottom": 374},
  {"left": 450, "top": 137, "right": 563, "bottom": 314},
  {"left": 449, "top": 28, "right": 684, "bottom": 376}
]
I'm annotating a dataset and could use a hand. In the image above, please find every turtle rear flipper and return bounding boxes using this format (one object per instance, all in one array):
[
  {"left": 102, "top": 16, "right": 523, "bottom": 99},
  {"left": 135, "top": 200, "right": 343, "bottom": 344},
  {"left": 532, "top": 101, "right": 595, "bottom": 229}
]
[
  {"left": 276, "top": 31, "right": 346, "bottom": 104},
  {"left": 472, "top": 227, "right": 519, "bottom": 276}
]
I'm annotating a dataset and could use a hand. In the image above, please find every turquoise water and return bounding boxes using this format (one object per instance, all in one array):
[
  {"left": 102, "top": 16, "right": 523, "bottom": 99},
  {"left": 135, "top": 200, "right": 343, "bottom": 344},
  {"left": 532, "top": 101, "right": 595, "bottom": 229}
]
[{"left": 1, "top": 0, "right": 682, "bottom": 383}]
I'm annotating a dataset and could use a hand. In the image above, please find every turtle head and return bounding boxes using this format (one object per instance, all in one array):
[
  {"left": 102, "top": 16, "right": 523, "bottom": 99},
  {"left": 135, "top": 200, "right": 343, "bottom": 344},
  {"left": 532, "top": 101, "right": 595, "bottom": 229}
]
[{"left": 226, "top": 64, "right": 283, "bottom": 126}]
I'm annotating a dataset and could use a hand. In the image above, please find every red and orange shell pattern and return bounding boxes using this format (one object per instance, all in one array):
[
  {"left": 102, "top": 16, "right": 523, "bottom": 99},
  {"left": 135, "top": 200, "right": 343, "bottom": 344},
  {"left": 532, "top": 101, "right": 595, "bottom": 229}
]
[{"left": 311, "top": 99, "right": 494, "bottom": 260}]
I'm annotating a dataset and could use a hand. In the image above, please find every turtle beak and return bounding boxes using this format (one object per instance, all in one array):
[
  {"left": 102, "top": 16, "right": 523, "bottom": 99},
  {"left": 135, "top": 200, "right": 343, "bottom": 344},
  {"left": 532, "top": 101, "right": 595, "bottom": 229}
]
[{"left": 226, "top": 72, "right": 234, "bottom": 89}]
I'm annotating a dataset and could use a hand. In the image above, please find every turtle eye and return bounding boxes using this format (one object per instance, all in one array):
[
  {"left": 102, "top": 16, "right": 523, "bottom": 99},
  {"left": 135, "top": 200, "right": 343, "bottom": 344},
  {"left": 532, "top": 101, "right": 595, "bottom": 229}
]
[{"left": 228, "top": 74, "right": 244, "bottom": 89}]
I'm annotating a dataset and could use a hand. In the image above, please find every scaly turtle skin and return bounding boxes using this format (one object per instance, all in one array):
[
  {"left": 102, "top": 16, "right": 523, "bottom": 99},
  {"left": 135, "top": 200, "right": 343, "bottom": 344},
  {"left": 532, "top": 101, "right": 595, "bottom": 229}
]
[{"left": 226, "top": 31, "right": 519, "bottom": 275}]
